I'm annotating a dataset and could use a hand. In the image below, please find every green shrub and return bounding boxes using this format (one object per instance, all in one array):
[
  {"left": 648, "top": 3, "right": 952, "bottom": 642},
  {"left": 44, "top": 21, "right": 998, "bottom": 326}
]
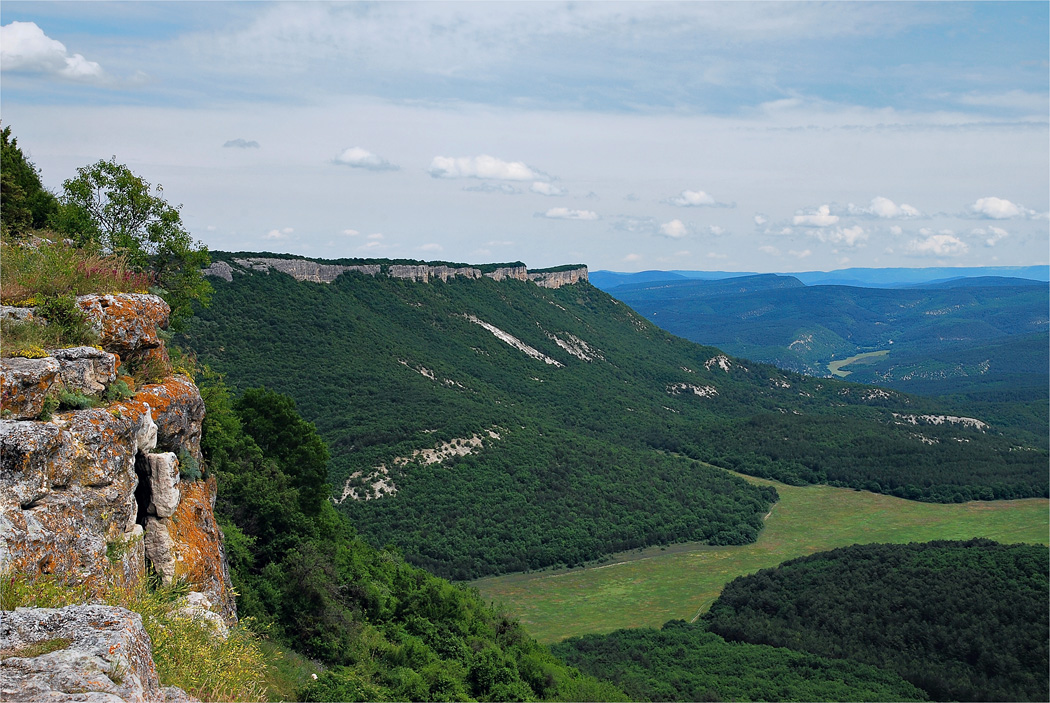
[{"left": 58, "top": 387, "right": 98, "bottom": 410}]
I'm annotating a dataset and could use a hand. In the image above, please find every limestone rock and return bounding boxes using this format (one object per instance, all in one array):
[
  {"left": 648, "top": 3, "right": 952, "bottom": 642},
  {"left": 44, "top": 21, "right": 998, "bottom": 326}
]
[
  {"left": 0, "top": 306, "right": 35, "bottom": 322},
  {"left": 76, "top": 294, "right": 170, "bottom": 357},
  {"left": 176, "top": 592, "right": 229, "bottom": 640},
  {"left": 145, "top": 453, "right": 180, "bottom": 519},
  {"left": 166, "top": 479, "right": 238, "bottom": 625},
  {"left": 131, "top": 377, "right": 204, "bottom": 462},
  {"left": 528, "top": 267, "right": 589, "bottom": 289},
  {"left": 143, "top": 516, "right": 176, "bottom": 585},
  {"left": 484, "top": 266, "right": 528, "bottom": 282},
  {"left": 200, "top": 260, "right": 234, "bottom": 282},
  {"left": 0, "top": 357, "right": 61, "bottom": 420},
  {"left": 0, "top": 605, "right": 161, "bottom": 703},
  {"left": 50, "top": 346, "right": 119, "bottom": 397}
]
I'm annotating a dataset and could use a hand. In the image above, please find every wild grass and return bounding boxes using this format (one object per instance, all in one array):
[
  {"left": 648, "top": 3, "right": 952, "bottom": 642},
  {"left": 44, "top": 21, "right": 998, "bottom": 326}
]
[
  {"left": 0, "top": 236, "right": 152, "bottom": 305},
  {"left": 473, "top": 470, "right": 1050, "bottom": 644},
  {"left": 0, "top": 572, "right": 269, "bottom": 702}
]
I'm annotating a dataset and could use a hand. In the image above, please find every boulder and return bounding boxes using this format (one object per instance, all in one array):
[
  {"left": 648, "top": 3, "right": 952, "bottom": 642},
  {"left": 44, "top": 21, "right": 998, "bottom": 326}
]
[
  {"left": 76, "top": 294, "right": 169, "bottom": 357},
  {"left": 176, "top": 592, "right": 229, "bottom": 640},
  {"left": 50, "top": 347, "right": 119, "bottom": 397},
  {"left": 145, "top": 453, "right": 180, "bottom": 519},
  {"left": 0, "top": 306, "right": 35, "bottom": 322},
  {"left": 143, "top": 516, "right": 176, "bottom": 585},
  {"left": 0, "top": 357, "right": 61, "bottom": 420},
  {"left": 131, "top": 378, "right": 204, "bottom": 463},
  {"left": 0, "top": 604, "right": 172, "bottom": 703}
]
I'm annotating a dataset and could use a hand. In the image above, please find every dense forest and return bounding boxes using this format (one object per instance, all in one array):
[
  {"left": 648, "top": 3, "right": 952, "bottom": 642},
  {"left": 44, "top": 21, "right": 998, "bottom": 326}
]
[
  {"left": 552, "top": 619, "right": 926, "bottom": 702},
  {"left": 200, "top": 374, "right": 625, "bottom": 701},
  {"left": 177, "top": 254, "right": 1049, "bottom": 577},
  {"left": 704, "top": 540, "right": 1049, "bottom": 702}
]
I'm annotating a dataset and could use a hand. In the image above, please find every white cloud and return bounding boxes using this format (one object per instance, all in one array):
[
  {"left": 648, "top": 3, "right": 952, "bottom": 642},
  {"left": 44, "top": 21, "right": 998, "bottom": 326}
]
[
  {"left": 0, "top": 22, "right": 104, "bottom": 81},
  {"left": 970, "top": 196, "right": 1028, "bottom": 219},
  {"left": 531, "top": 181, "right": 566, "bottom": 196},
  {"left": 753, "top": 214, "right": 768, "bottom": 226},
  {"left": 342, "top": 229, "right": 360, "bottom": 236},
  {"left": 334, "top": 146, "right": 398, "bottom": 171},
  {"left": 420, "top": 243, "right": 443, "bottom": 252},
  {"left": 907, "top": 232, "right": 969, "bottom": 256},
  {"left": 659, "top": 219, "right": 689, "bottom": 238},
  {"left": 543, "top": 207, "right": 599, "bottom": 221},
  {"left": 669, "top": 189, "right": 716, "bottom": 206},
  {"left": 707, "top": 225, "right": 726, "bottom": 236},
  {"left": 852, "top": 196, "right": 920, "bottom": 218},
  {"left": 623, "top": 253, "right": 642, "bottom": 262},
  {"left": 821, "top": 225, "right": 868, "bottom": 247},
  {"left": 265, "top": 227, "right": 294, "bottom": 240},
  {"left": 792, "top": 204, "right": 839, "bottom": 227},
  {"left": 789, "top": 249, "right": 813, "bottom": 259},
  {"left": 367, "top": 233, "right": 384, "bottom": 240},
  {"left": 706, "top": 252, "right": 728, "bottom": 260},
  {"left": 972, "top": 226, "right": 1009, "bottom": 247},
  {"left": 889, "top": 225, "right": 903, "bottom": 236},
  {"left": 224, "top": 138, "right": 261, "bottom": 149},
  {"left": 429, "top": 154, "right": 539, "bottom": 180},
  {"left": 759, "top": 245, "right": 781, "bottom": 256}
]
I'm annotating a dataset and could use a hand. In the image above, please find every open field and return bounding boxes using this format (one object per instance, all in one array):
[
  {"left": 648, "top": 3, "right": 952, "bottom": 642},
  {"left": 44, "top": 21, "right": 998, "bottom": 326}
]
[
  {"left": 828, "top": 349, "right": 890, "bottom": 377},
  {"left": 472, "top": 472, "right": 1049, "bottom": 644}
]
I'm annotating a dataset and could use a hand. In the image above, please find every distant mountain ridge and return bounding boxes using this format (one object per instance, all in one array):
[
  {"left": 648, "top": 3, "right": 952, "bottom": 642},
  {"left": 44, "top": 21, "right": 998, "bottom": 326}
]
[{"left": 590, "top": 265, "right": 1050, "bottom": 291}]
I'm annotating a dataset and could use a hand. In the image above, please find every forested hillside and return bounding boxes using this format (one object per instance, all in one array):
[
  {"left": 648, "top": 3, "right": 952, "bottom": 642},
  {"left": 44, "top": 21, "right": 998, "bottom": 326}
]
[
  {"left": 704, "top": 539, "right": 1049, "bottom": 702},
  {"left": 607, "top": 275, "right": 1048, "bottom": 400},
  {"left": 179, "top": 254, "right": 1048, "bottom": 578}
]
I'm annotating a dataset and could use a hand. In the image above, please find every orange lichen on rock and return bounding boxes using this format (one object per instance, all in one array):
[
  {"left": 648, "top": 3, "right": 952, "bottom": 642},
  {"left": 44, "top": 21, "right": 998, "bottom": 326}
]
[
  {"left": 76, "top": 293, "right": 170, "bottom": 356},
  {"left": 167, "top": 478, "right": 237, "bottom": 625},
  {"left": 132, "top": 377, "right": 204, "bottom": 461}
]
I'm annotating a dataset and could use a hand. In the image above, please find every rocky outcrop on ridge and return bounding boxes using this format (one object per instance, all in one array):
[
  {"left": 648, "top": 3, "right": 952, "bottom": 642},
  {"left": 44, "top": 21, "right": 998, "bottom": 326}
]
[
  {"left": 204, "top": 255, "right": 589, "bottom": 289},
  {"left": 1, "top": 294, "right": 235, "bottom": 633},
  {"left": 0, "top": 604, "right": 199, "bottom": 703}
]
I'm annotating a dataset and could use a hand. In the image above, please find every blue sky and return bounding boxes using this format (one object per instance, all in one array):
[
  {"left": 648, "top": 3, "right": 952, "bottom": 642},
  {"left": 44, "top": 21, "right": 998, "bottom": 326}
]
[{"left": 2, "top": 1, "right": 1047, "bottom": 272}]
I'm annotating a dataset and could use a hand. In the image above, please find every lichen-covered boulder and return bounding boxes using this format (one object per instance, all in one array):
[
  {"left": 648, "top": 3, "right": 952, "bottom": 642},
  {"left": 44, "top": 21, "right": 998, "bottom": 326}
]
[
  {"left": 0, "top": 420, "right": 82, "bottom": 509},
  {"left": 167, "top": 479, "right": 238, "bottom": 625},
  {"left": 176, "top": 591, "right": 230, "bottom": 640},
  {"left": 76, "top": 294, "right": 169, "bottom": 357},
  {"left": 143, "top": 515, "right": 176, "bottom": 585},
  {"left": 0, "top": 357, "right": 61, "bottom": 420},
  {"left": 50, "top": 347, "right": 119, "bottom": 397},
  {"left": 132, "top": 377, "right": 204, "bottom": 463},
  {"left": 0, "top": 604, "right": 171, "bottom": 703},
  {"left": 0, "top": 305, "right": 35, "bottom": 322}
]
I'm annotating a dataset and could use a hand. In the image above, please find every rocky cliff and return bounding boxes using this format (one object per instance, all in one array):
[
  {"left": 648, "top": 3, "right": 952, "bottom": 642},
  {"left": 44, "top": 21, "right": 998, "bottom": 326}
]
[
  {"left": 1, "top": 293, "right": 236, "bottom": 699},
  {"left": 204, "top": 256, "right": 588, "bottom": 289}
]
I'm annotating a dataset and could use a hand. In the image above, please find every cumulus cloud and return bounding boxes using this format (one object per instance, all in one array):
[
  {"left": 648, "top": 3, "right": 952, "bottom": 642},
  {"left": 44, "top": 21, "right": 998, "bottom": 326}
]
[
  {"left": 531, "top": 181, "right": 566, "bottom": 196},
  {"left": 970, "top": 196, "right": 1033, "bottom": 219},
  {"left": 420, "top": 243, "right": 443, "bottom": 252},
  {"left": 706, "top": 252, "right": 728, "bottom": 260},
  {"left": 907, "top": 230, "right": 969, "bottom": 256},
  {"left": 0, "top": 22, "right": 104, "bottom": 81},
  {"left": 759, "top": 245, "right": 781, "bottom": 256},
  {"left": 850, "top": 196, "right": 920, "bottom": 218},
  {"left": 789, "top": 249, "right": 813, "bottom": 259},
  {"left": 809, "top": 225, "right": 868, "bottom": 247},
  {"left": 669, "top": 189, "right": 715, "bottom": 206},
  {"left": 342, "top": 229, "right": 361, "bottom": 236},
  {"left": 707, "top": 225, "right": 726, "bottom": 236},
  {"left": 542, "top": 207, "right": 599, "bottom": 221},
  {"left": 659, "top": 219, "right": 689, "bottom": 238},
  {"left": 334, "top": 146, "right": 398, "bottom": 171},
  {"left": 265, "top": 227, "right": 294, "bottom": 240},
  {"left": 792, "top": 204, "right": 839, "bottom": 227},
  {"left": 224, "top": 138, "right": 260, "bottom": 149},
  {"left": 753, "top": 214, "right": 768, "bottom": 226},
  {"left": 972, "top": 226, "right": 1009, "bottom": 247},
  {"left": 429, "top": 154, "right": 539, "bottom": 180},
  {"left": 623, "top": 253, "right": 642, "bottom": 263}
]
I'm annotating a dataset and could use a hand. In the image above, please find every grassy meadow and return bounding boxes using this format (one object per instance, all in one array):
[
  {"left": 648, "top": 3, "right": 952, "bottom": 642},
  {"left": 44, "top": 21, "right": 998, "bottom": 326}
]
[{"left": 472, "top": 471, "right": 1049, "bottom": 644}]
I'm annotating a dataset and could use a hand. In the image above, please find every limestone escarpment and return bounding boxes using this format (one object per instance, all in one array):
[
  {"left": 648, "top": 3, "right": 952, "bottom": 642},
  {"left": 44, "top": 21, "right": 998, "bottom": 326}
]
[
  {"left": 0, "top": 293, "right": 235, "bottom": 626},
  {"left": 205, "top": 255, "right": 588, "bottom": 289}
]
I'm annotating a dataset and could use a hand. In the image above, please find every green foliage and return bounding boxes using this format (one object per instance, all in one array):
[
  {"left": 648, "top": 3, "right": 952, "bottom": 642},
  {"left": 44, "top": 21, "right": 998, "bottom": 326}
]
[
  {"left": 178, "top": 448, "right": 202, "bottom": 481},
  {"left": 56, "top": 157, "right": 211, "bottom": 330},
  {"left": 104, "top": 378, "right": 135, "bottom": 403},
  {"left": 0, "top": 125, "right": 57, "bottom": 235},
  {"left": 199, "top": 372, "right": 622, "bottom": 701},
  {"left": 57, "top": 387, "right": 98, "bottom": 411},
  {"left": 0, "top": 637, "right": 73, "bottom": 660},
  {"left": 704, "top": 539, "right": 1050, "bottom": 702},
  {"left": 37, "top": 395, "right": 60, "bottom": 422},
  {"left": 179, "top": 254, "right": 1048, "bottom": 579},
  {"left": 554, "top": 619, "right": 927, "bottom": 702}
]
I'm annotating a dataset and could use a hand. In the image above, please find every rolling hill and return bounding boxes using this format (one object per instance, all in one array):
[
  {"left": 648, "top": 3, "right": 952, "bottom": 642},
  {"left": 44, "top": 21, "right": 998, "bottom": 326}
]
[{"left": 178, "top": 254, "right": 1048, "bottom": 579}]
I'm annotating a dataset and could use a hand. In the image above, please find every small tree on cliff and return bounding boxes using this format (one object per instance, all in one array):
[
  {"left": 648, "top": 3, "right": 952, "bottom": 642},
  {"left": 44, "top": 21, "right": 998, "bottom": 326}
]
[
  {"left": 55, "top": 157, "right": 211, "bottom": 330},
  {"left": 1, "top": 125, "right": 58, "bottom": 236}
]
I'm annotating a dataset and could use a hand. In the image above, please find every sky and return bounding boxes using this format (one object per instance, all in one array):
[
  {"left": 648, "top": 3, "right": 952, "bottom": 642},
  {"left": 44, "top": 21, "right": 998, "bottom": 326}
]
[{"left": 1, "top": 1, "right": 1048, "bottom": 273}]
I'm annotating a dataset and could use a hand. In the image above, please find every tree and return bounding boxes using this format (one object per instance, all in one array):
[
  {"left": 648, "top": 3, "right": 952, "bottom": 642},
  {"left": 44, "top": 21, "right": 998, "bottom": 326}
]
[
  {"left": 1, "top": 125, "right": 58, "bottom": 235},
  {"left": 56, "top": 157, "right": 210, "bottom": 329}
]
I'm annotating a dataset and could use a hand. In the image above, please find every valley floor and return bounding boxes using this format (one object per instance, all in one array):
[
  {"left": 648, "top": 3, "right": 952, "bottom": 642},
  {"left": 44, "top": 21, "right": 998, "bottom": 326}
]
[{"left": 472, "top": 470, "right": 1049, "bottom": 643}]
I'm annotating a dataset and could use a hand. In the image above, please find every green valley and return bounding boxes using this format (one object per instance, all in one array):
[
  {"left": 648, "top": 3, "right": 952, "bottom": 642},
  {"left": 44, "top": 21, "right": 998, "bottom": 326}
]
[{"left": 472, "top": 472, "right": 1049, "bottom": 643}]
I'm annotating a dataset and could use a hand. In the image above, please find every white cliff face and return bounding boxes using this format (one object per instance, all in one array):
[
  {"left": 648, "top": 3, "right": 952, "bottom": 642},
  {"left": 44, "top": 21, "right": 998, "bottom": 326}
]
[
  {"left": 205, "top": 257, "right": 589, "bottom": 289},
  {"left": 463, "top": 315, "right": 564, "bottom": 366}
]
